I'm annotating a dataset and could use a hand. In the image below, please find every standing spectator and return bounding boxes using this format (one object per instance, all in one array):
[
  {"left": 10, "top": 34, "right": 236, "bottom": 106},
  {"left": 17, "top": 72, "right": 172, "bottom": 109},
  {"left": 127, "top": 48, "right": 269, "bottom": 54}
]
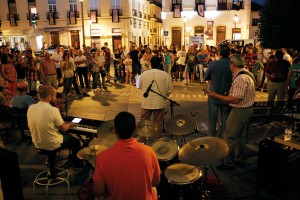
[
  {"left": 103, "top": 42, "right": 111, "bottom": 83},
  {"left": 129, "top": 44, "right": 140, "bottom": 84},
  {"left": 162, "top": 46, "right": 174, "bottom": 77},
  {"left": 92, "top": 49, "right": 106, "bottom": 90},
  {"left": 123, "top": 54, "right": 133, "bottom": 84},
  {"left": 185, "top": 46, "right": 198, "bottom": 86},
  {"left": 51, "top": 47, "right": 63, "bottom": 86},
  {"left": 0, "top": 54, "right": 17, "bottom": 106},
  {"left": 282, "top": 48, "right": 292, "bottom": 64},
  {"left": 75, "top": 50, "right": 89, "bottom": 89},
  {"left": 14, "top": 54, "right": 26, "bottom": 83},
  {"left": 208, "top": 54, "right": 256, "bottom": 170},
  {"left": 93, "top": 111, "right": 161, "bottom": 199},
  {"left": 197, "top": 48, "right": 209, "bottom": 83},
  {"left": 40, "top": 52, "right": 58, "bottom": 89},
  {"left": 83, "top": 47, "right": 92, "bottom": 82},
  {"left": 205, "top": 45, "right": 232, "bottom": 138},
  {"left": 265, "top": 50, "right": 290, "bottom": 101},
  {"left": 177, "top": 45, "right": 187, "bottom": 81},
  {"left": 25, "top": 50, "right": 38, "bottom": 91},
  {"left": 62, "top": 53, "right": 74, "bottom": 96},
  {"left": 286, "top": 58, "right": 300, "bottom": 104}
]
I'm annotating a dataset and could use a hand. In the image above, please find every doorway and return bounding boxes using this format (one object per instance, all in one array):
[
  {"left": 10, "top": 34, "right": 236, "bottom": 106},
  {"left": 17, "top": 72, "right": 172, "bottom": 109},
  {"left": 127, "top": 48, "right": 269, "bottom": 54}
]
[
  {"left": 50, "top": 31, "right": 59, "bottom": 45},
  {"left": 112, "top": 36, "right": 122, "bottom": 51},
  {"left": 172, "top": 27, "right": 182, "bottom": 48},
  {"left": 70, "top": 30, "right": 80, "bottom": 48},
  {"left": 216, "top": 26, "right": 226, "bottom": 45}
]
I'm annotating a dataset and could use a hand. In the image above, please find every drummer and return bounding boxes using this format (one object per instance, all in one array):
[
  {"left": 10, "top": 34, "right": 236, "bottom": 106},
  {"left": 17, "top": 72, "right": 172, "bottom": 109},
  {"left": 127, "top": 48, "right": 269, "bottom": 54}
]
[
  {"left": 138, "top": 55, "right": 173, "bottom": 130},
  {"left": 93, "top": 111, "right": 161, "bottom": 199}
]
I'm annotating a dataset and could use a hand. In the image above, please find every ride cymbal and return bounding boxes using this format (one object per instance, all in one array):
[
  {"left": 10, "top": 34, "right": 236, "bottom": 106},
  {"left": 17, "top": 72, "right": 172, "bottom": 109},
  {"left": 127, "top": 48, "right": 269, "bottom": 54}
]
[
  {"left": 137, "top": 120, "right": 161, "bottom": 138},
  {"left": 97, "top": 120, "right": 118, "bottom": 147},
  {"left": 77, "top": 144, "right": 108, "bottom": 161},
  {"left": 179, "top": 137, "right": 229, "bottom": 165},
  {"left": 165, "top": 114, "right": 196, "bottom": 136}
]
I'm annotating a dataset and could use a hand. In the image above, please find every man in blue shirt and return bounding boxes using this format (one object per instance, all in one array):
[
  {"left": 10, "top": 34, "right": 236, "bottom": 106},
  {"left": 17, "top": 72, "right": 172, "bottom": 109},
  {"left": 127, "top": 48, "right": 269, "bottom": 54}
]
[
  {"left": 12, "top": 82, "right": 35, "bottom": 109},
  {"left": 204, "top": 45, "right": 232, "bottom": 138}
]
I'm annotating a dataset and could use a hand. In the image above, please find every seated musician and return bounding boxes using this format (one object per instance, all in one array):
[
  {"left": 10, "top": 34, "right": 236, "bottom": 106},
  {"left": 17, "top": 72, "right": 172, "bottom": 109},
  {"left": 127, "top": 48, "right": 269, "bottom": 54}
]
[
  {"left": 11, "top": 82, "right": 35, "bottom": 109},
  {"left": 27, "top": 85, "right": 83, "bottom": 169},
  {"left": 93, "top": 111, "right": 161, "bottom": 199}
]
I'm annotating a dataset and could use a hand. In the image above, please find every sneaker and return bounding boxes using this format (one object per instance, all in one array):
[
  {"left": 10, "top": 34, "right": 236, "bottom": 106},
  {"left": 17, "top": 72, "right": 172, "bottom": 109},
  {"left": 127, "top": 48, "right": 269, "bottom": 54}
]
[{"left": 216, "top": 164, "right": 235, "bottom": 171}]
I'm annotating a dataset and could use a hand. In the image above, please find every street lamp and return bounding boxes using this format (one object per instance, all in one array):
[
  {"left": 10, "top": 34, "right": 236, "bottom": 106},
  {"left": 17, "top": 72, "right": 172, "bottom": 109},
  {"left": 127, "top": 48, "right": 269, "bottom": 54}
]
[
  {"left": 183, "top": 16, "right": 187, "bottom": 46},
  {"left": 233, "top": 14, "right": 239, "bottom": 28},
  {"left": 88, "top": 19, "right": 92, "bottom": 46},
  {"left": 80, "top": 0, "right": 85, "bottom": 47}
]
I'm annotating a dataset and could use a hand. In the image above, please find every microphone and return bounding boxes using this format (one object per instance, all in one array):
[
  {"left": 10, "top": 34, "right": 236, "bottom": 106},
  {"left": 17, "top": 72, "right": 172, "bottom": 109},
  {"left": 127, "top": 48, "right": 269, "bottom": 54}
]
[{"left": 143, "top": 80, "right": 155, "bottom": 98}]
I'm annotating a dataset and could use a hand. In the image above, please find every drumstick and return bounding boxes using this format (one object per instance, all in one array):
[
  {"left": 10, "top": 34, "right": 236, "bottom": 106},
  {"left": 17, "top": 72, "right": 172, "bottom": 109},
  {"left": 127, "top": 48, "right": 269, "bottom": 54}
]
[{"left": 183, "top": 166, "right": 199, "bottom": 175}]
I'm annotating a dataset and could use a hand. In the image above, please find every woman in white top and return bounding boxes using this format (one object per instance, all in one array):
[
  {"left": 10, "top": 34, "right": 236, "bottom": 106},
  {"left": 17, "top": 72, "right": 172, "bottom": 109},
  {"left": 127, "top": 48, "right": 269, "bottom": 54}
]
[
  {"left": 123, "top": 54, "right": 133, "bottom": 84},
  {"left": 62, "top": 53, "right": 74, "bottom": 96}
]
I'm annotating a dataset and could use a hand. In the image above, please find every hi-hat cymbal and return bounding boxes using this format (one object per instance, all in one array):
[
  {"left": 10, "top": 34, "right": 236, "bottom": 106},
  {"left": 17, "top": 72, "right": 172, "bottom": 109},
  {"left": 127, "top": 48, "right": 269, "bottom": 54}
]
[
  {"left": 97, "top": 120, "right": 118, "bottom": 147},
  {"left": 77, "top": 144, "right": 108, "bottom": 161},
  {"left": 165, "top": 114, "right": 196, "bottom": 136},
  {"left": 179, "top": 137, "right": 229, "bottom": 165},
  {"left": 137, "top": 120, "right": 161, "bottom": 138}
]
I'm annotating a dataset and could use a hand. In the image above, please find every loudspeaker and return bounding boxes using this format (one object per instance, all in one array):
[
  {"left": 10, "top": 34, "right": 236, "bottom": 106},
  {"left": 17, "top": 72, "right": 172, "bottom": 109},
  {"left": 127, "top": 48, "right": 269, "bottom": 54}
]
[{"left": 257, "top": 138, "right": 300, "bottom": 196}]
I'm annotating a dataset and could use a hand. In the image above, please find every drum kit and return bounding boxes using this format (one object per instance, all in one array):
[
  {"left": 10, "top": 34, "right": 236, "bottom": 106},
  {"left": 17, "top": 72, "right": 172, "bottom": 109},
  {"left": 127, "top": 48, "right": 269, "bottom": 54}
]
[{"left": 76, "top": 114, "right": 229, "bottom": 199}]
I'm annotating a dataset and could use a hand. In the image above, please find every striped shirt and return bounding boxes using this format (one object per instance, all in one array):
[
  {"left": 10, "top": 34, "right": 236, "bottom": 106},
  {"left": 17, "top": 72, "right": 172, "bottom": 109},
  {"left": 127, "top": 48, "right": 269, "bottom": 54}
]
[{"left": 229, "top": 69, "right": 255, "bottom": 108}]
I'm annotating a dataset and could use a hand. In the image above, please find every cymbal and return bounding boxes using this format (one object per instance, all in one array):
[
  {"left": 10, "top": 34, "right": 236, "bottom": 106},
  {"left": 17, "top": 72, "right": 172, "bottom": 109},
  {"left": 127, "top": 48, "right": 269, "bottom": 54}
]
[
  {"left": 179, "top": 137, "right": 229, "bottom": 165},
  {"left": 137, "top": 120, "right": 161, "bottom": 138},
  {"left": 77, "top": 144, "right": 108, "bottom": 161},
  {"left": 97, "top": 120, "right": 118, "bottom": 147},
  {"left": 165, "top": 114, "right": 196, "bottom": 136}
]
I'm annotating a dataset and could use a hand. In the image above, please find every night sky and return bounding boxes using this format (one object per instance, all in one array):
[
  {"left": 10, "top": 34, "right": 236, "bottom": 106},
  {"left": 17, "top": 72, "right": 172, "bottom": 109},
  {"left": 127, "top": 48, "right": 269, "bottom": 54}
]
[{"left": 252, "top": 0, "right": 266, "bottom": 5}]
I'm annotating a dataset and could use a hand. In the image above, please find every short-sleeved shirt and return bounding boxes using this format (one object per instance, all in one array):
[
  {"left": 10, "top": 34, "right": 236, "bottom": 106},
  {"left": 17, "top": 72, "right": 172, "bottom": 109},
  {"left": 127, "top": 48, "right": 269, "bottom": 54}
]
[
  {"left": 288, "top": 63, "right": 300, "bottom": 89},
  {"left": 205, "top": 58, "right": 232, "bottom": 105},
  {"left": 11, "top": 94, "right": 35, "bottom": 109},
  {"left": 229, "top": 69, "right": 256, "bottom": 108},
  {"left": 93, "top": 138, "right": 161, "bottom": 200},
  {"left": 27, "top": 102, "right": 64, "bottom": 150},
  {"left": 75, "top": 55, "right": 87, "bottom": 67}
]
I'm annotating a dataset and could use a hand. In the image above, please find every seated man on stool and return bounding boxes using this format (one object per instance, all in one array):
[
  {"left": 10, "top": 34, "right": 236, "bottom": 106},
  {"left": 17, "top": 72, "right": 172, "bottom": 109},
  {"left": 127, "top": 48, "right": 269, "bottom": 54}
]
[
  {"left": 93, "top": 111, "right": 161, "bottom": 199},
  {"left": 27, "top": 85, "right": 83, "bottom": 175},
  {"left": 12, "top": 82, "right": 35, "bottom": 109}
]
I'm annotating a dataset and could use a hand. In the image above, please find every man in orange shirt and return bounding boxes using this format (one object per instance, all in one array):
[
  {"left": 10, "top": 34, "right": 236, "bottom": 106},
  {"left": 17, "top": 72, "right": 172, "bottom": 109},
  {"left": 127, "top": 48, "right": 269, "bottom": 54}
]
[{"left": 93, "top": 112, "right": 161, "bottom": 200}]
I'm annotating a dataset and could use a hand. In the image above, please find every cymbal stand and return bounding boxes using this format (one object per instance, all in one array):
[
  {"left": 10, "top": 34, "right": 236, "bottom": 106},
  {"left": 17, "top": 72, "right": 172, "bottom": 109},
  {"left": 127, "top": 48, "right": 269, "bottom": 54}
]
[
  {"left": 191, "top": 112, "right": 207, "bottom": 136},
  {"left": 201, "top": 164, "right": 222, "bottom": 200}
]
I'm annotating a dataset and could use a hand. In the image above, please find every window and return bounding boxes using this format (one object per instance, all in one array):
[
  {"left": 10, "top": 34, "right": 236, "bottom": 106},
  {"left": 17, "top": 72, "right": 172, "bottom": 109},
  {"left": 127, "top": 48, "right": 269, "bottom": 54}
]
[
  {"left": 252, "top": 19, "right": 259, "bottom": 26},
  {"left": 90, "top": 0, "right": 98, "bottom": 10},
  {"left": 232, "top": 28, "right": 241, "bottom": 39},
  {"left": 132, "top": 0, "right": 135, "bottom": 10},
  {"left": 48, "top": 0, "right": 56, "bottom": 13},
  {"left": 69, "top": 0, "right": 77, "bottom": 12},
  {"left": 172, "top": 0, "right": 182, "bottom": 4},
  {"left": 195, "top": 0, "right": 205, "bottom": 3},
  {"left": 111, "top": 0, "right": 121, "bottom": 9}
]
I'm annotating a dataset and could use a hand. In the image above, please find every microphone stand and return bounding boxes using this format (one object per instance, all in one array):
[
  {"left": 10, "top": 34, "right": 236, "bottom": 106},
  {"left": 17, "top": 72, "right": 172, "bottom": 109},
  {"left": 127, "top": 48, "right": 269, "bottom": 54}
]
[{"left": 148, "top": 89, "right": 180, "bottom": 118}]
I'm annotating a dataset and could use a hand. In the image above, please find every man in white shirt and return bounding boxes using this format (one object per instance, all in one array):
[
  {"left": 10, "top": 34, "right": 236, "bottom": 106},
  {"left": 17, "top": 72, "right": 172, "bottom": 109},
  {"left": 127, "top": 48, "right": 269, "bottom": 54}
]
[
  {"left": 75, "top": 50, "right": 89, "bottom": 89},
  {"left": 51, "top": 47, "right": 63, "bottom": 85},
  {"left": 177, "top": 45, "right": 187, "bottom": 80},
  {"left": 27, "top": 85, "right": 82, "bottom": 174},
  {"left": 138, "top": 56, "right": 173, "bottom": 130}
]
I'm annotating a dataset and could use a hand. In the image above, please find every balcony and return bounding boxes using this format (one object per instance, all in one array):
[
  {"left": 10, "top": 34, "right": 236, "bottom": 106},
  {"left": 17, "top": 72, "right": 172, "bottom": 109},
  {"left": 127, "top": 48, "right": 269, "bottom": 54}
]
[
  {"left": 218, "top": 2, "right": 244, "bottom": 10},
  {"left": 88, "top": 10, "right": 100, "bottom": 17},
  {"left": 138, "top": 11, "right": 143, "bottom": 18},
  {"left": 109, "top": 9, "right": 123, "bottom": 16},
  {"left": 156, "top": 18, "right": 162, "bottom": 23},
  {"left": 27, "top": 13, "right": 39, "bottom": 20},
  {"left": 46, "top": 12, "right": 59, "bottom": 19},
  {"left": 67, "top": 11, "right": 80, "bottom": 18},
  {"left": 150, "top": 28, "right": 157, "bottom": 35},
  {"left": 7, "top": 13, "right": 19, "bottom": 21},
  {"left": 132, "top": 9, "right": 137, "bottom": 17},
  {"left": 150, "top": 13, "right": 157, "bottom": 20}
]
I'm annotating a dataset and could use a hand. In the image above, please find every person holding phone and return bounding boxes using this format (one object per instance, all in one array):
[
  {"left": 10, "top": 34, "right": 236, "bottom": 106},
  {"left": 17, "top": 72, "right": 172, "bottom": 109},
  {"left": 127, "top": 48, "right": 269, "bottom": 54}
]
[{"left": 27, "top": 85, "right": 83, "bottom": 169}]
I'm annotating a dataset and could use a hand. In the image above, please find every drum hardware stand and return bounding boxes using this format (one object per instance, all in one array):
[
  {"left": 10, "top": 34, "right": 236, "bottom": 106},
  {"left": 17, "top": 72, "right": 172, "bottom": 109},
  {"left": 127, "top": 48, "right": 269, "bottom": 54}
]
[
  {"left": 200, "top": 164, "right": 222, "bottom": 200},
  {"left": 191, "top": 112, "right": 207, "bottom": 136},
  {"left": 149, "top": 89, "right": 180, "bottom": 136}
]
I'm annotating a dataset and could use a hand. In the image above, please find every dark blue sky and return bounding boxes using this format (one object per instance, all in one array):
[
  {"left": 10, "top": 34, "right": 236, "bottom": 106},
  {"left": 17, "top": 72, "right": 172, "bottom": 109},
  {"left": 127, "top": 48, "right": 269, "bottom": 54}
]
[{"left": 252, "top": 0, "right": 266, "bottom": 5}]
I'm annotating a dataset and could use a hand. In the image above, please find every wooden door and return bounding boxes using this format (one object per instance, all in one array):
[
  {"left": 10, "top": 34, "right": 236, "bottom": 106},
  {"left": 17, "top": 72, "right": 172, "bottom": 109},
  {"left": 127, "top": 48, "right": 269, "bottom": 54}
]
[
  {"left": 112, "top": 36, "right": 122, "bottom": 51},
  {"left": 50, "top": 31, "right": 59, "bottom": 45},
  {"left": 216, "top": 26, "right": 226, "bottom": 45},
  {"left": 172, "top": 27, "right": 182, "bottom": 48},
  {"left": 70, "top": 30, "right": 80, "bottom": 48}
]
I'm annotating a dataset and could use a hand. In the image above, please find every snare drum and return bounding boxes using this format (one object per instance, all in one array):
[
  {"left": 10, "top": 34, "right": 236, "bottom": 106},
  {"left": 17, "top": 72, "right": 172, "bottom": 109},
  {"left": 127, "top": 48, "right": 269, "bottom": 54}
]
[
  {"left": 152, "top": 138, "right": 179, "bottom": 171},
  {"left": 164, "top": 163, "right": 202, "bottom": 199}
]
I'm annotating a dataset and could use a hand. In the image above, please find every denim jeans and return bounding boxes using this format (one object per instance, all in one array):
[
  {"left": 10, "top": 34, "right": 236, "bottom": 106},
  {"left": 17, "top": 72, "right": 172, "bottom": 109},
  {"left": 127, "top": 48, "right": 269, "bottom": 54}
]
[
  {"left": 208, "top": 98, "right": 230, "bottom": 138},
  {"left": 63, "top": 77, "right": 73, "bottom": 95},
  {"left": 92, "top": 72, "right": 100, "bottom": 89}
]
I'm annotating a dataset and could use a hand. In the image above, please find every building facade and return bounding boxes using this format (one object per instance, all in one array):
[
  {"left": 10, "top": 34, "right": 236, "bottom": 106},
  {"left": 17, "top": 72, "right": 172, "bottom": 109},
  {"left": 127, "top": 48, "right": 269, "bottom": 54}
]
[
  {"left": 162, "top": 0, "right": 252, "bottom": 48},
  {"left": 0, "top": 0, "right": 163, "bottom": 51}
]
